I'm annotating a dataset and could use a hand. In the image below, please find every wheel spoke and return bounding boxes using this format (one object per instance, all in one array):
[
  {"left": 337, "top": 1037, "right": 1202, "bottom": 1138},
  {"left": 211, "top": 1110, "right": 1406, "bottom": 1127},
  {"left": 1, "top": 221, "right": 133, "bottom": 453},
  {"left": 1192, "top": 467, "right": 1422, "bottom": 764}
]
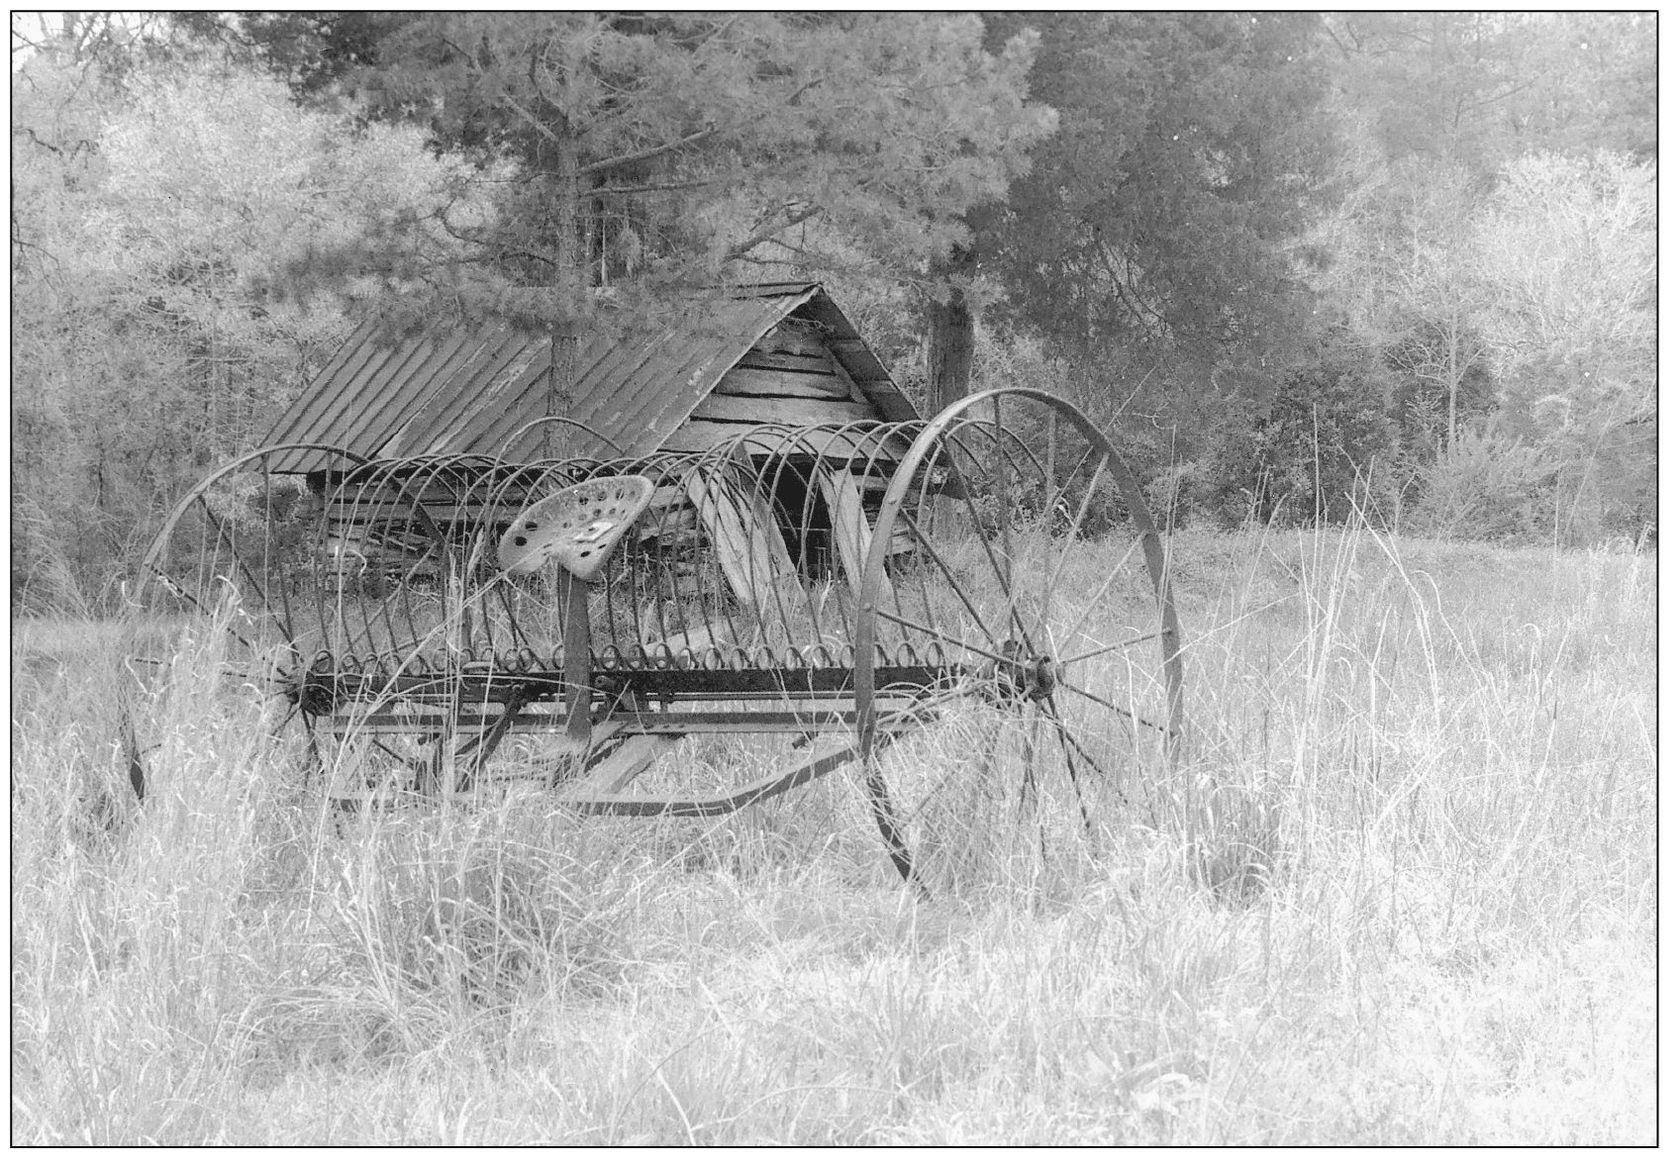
[
  {"left": 1039, "top": 451, "right": 1108, "bottom": 612},
  {"left": 217, "top": 657, "right": 284, "bottom": 683},
  {"left": 1048, "top": 707, "right": 1096, "bottom": 837},
  {"left": 148, "top": 564, "right": 263, "bottom": 656},
  {"left": 1056, "top": 679, "right": 1172, "bottom": 735},
  {"left": 876, "top": 676, "right": 986, "bottom": 727},
  {"left": 942, "top": 443, "right": 1039, "bottom": 651},
  {"left": 271, "top": 699, "right": 304, "bottom": 737},
  {"left": 1057, "top": 626, "right": 1170, "bottom": 668},
  {"left": 368, "top": 736, "right": 413, "bottom": 765},
  {"left": 862, "top": 763, "right": 919, "bottom": 890},
  {"left": 1053, "top": 535, "right": 1145, "bottom": 659},
  {"left": 1040, "top": 414, "right": 1057, "bottom": 639},
  {"left": 1001, "top": 504, "right": 1060, "bottom": 654},
  {"left": 197, "top": 495, "right": 294, "bottom": 645},
  {"left": 1026, "top": 704, "right": 1052, "bottom": 866},
  {"left": 1018, "top": 702, "right": 1041, "bottom": 817},
  {"left": 1042, "top": 694, "right": 1108, "bottom": 780},
  {"left": 994, "top": 395, "right": 1013, "bottom": 601},
  {"left": 871, "top": 607, "right": 1030, "bottom": 671},
  {"left": 897, "top": 518, "right": 1010, "bottom": 654},
  {"left": 300, "top": 709, "right": 324, "bottom": 783}
]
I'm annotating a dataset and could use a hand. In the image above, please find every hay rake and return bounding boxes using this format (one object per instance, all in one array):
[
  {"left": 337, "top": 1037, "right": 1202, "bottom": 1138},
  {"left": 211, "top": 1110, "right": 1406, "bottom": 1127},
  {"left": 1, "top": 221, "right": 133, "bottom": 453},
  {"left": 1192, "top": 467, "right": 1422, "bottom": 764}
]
[{"left": 131, "top": 388, "right": 1185, "bottom": 888}]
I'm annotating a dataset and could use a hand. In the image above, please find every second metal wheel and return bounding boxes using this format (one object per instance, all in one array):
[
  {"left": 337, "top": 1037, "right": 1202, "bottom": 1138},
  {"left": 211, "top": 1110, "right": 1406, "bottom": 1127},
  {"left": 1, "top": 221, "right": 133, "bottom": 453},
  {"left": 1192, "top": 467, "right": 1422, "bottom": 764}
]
[{"left": 855, "top": 388, "right": 1184, "bottom": 890}]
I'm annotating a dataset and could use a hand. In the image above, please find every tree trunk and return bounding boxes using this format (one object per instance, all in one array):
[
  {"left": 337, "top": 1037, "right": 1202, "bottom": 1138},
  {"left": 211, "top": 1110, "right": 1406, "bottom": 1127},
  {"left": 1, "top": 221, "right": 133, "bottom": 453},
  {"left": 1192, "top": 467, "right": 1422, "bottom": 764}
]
[
  {"left": 924, "top": 240, "right": 978, "bottom": 538},
  {"left": 1445, "top": 307, "right": 1461, "bottom": 446},
  {"left": 545, "top": 122, "right": 583, "bottom": 457},
  {"left": 926, "top": 242, "right": 977, "bottom": 415}
]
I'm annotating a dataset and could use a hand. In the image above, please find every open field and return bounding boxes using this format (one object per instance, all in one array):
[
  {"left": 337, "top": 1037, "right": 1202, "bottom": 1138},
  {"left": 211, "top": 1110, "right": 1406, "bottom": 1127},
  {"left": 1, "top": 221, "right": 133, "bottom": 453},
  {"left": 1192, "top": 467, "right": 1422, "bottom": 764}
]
[{"left": 10, "top": 526, "right": 1656, "bottom": 1144}]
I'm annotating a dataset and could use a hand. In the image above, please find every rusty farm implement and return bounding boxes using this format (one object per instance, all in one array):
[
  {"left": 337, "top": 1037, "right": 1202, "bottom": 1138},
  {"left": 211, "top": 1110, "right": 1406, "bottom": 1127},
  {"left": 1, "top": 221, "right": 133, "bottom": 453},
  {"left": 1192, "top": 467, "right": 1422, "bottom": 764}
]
[{"left": 131, "top": 388, "right": 1185, "bottom": 888}]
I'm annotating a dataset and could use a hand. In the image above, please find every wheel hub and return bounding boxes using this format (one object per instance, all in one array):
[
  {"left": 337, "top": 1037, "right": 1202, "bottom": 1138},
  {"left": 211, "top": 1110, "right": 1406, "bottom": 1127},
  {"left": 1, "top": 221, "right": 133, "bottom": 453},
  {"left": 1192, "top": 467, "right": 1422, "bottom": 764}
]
[{"left": 987, "top": 638, "right": 1061, "bottom": 702}]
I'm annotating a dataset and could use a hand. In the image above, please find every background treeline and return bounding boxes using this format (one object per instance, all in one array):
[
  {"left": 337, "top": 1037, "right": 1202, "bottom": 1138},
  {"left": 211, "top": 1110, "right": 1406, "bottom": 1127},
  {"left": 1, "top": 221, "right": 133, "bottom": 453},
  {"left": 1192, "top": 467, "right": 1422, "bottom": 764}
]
[{"left": 10, "top": 12, "right": 1655, "bottom": 608}]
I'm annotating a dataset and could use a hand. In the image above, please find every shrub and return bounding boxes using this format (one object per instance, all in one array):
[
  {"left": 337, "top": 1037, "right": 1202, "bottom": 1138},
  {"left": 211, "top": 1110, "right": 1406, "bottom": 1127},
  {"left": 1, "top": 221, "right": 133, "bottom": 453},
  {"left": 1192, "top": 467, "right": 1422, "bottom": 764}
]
[
  {"left": 1200, "top": 354, "right": 1396, "bottom": 528},
  {"left": 1404, "top": 427, "right": 1559, "bottom": 543}
]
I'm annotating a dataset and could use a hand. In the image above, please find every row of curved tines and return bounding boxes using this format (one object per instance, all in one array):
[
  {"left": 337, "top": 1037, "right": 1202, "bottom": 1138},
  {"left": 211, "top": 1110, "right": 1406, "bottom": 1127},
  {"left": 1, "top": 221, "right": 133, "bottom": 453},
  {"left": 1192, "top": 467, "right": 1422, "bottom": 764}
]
[
  {"left": 319, "top": 421, "right": 926, "bottom": 530},
  {"left": 305, "top": 428, "right": 924, "bottom": 657},
  {"left": 304, "top": 638, "right": 955, "bottom": 681},
  {"left": 270, "top": 418, "right": 1040, "bottom": 682},
  {"left": 313, "top": 436, "right": 881, "bottom": 558}
]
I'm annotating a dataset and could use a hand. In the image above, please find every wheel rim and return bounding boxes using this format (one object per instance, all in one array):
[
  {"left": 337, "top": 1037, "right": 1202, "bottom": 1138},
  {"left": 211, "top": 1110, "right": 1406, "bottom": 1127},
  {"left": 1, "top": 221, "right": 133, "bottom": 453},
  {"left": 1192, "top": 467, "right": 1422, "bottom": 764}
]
[
  {"left": 855, "top": 389, "right": 1185, "bottom": 888},
  {"left": 132, "top": 444, "right": 375, "bottom": 786}
]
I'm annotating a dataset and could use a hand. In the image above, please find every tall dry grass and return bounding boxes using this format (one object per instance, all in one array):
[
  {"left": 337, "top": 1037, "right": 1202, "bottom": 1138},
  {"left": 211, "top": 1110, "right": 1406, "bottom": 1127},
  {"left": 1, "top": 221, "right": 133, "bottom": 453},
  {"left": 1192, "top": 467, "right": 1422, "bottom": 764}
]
[{"left": 10, "top": 525, "right": 1654, "bottom": 1144}]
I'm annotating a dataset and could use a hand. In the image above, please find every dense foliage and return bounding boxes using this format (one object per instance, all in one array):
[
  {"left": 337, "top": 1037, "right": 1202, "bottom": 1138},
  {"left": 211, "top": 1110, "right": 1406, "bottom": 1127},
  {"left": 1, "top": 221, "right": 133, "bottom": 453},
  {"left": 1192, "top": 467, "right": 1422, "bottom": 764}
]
[{"left": 10, "top": 12, "right": 1656, "bottom": 605}]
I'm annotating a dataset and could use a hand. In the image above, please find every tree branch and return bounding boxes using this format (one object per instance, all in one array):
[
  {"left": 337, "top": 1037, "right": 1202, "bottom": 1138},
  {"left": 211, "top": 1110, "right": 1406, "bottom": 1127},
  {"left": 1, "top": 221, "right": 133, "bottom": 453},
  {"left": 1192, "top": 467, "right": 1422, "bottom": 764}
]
[
  {"left": 724, "top": 205, "right": 821, "bottom": 261},
  {"left": 578, "top": 126, "right": 718, "bottom": 177},
  {"left": 1092, "top": 233, "right": 1167, "bottom": 334},
  {"left": 492, "top": 247, "right": 558, "bottom": 270},
  {"left": 581, "top": 177, "right": 725, "bottom": 198},
  {"left": 1457, "top": 76, "right": 1538, "bottom": 113},
  {"left": 500, "top": 92, "right": 562, "bottom": 147}
]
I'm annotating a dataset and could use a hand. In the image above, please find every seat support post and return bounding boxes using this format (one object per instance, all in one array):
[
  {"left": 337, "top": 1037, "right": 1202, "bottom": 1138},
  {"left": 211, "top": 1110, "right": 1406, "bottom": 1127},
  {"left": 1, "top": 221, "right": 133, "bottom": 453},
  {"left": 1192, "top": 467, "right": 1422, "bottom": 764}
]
[{"left": 560, "top": 569, "right": 593, "bottom": 758}]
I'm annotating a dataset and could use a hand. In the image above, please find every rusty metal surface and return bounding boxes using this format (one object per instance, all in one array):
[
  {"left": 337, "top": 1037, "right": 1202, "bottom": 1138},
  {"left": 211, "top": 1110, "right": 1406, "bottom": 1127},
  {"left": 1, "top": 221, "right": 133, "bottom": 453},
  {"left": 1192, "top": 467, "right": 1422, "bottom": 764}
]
[
  {"left": 138, "top": 390, "right": 1187, "bottom": 884},
  {"left": 140, "top": 406, "right": 1183, "bottom": 739},
  {"left": 262, "top": 284, "right": 913, "bottom": 473}
]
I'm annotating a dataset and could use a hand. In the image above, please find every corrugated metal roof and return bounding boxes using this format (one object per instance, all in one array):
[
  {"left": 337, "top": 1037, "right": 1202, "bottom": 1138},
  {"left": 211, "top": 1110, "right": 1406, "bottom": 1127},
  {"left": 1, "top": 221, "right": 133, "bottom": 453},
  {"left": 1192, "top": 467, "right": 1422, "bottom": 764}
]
[{"left": 263, "top": 284, "right": 917, "bottom": 473}]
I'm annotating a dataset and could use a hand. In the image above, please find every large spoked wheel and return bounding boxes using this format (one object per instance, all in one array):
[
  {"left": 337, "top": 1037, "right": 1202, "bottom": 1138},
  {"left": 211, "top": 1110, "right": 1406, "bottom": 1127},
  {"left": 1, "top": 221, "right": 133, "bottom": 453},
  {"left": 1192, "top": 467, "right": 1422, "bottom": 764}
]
[
  {"left": 855, "top": 389, "right": 1185, "bottom": 891},
  {"left": 128, "top": 444, "right": 370, "bottom": 795}
]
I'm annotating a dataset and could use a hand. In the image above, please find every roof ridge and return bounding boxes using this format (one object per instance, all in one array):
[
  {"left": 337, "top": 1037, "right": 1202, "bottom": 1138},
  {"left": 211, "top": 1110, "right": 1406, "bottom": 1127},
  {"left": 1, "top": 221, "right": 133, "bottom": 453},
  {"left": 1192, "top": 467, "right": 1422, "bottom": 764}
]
[{"left": 260, "top": 282, "right": 913, "bottom": 471}]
